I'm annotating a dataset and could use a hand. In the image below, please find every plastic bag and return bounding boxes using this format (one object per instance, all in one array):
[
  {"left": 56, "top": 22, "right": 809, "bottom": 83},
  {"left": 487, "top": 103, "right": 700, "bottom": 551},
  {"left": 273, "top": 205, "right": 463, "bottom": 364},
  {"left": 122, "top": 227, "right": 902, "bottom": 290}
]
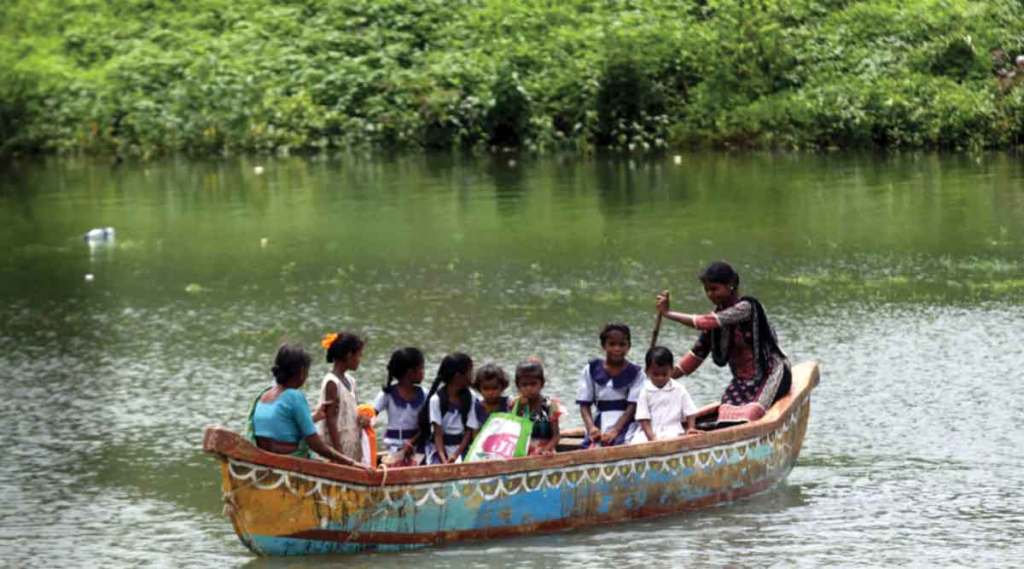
[{"left": 465, "top": 412, "right": 532, "bottom": 462}]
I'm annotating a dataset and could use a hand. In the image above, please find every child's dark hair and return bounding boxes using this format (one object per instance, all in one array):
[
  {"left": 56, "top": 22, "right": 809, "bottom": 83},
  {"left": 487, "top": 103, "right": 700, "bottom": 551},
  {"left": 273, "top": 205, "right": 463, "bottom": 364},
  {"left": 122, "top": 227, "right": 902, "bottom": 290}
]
[
  {"left": 599, "top": 323, "right": 632, "bottom": 346},
  {"left": 271, "top": 344, "right": 311, "bottom": 384},
  {"left": 699, "top": 261, "right": 740, "bottom": 288},
  {"left": 472, "top": 363, "right": 509, "bottom": 391},
  {"left": 645, "top": 346, "right": 674, "bottom": 369},
  {"left": 383, "top": 347, "right": 425, "bottom": 393},
  {"left": 415, "top": 353, "right": 473, "bottom": 447},
  {"left": 325, "top": 332, "right": 364, "bottom": 364},
  {"left": 514, "top": 356, "right": 545, "bottom": 386}
]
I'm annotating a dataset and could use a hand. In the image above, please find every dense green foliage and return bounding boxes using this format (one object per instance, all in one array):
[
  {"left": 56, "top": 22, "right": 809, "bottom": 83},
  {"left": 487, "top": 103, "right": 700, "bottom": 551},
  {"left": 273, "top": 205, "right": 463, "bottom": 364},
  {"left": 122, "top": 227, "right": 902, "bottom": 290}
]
[{"left": 2, "top": 0, "right": 1024, "bottom": 157}]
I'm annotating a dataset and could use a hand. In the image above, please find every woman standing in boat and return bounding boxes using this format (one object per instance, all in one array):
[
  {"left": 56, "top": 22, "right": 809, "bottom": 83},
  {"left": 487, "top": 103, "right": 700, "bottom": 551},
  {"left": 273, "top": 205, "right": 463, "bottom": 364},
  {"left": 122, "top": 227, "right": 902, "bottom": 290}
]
[
  {"left": 248, "top": 344, "right": 368, "bottom": 468},
  {"left": 655, "top": 261, "right": 790, "bottom": 423}
]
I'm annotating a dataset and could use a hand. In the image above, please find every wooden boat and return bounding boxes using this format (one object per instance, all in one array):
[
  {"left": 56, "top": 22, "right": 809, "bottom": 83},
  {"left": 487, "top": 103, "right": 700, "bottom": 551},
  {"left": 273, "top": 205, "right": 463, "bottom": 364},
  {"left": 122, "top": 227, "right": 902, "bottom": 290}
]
[{"left": 203, "top": 361, "right": 820, "bottom": 556}]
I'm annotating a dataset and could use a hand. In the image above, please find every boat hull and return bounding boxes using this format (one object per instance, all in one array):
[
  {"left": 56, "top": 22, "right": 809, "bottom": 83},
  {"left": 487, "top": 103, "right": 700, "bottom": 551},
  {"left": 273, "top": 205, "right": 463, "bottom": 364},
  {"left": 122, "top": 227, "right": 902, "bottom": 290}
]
[{"left": 208, "top": 361, "right": 818, "bottom": 556}]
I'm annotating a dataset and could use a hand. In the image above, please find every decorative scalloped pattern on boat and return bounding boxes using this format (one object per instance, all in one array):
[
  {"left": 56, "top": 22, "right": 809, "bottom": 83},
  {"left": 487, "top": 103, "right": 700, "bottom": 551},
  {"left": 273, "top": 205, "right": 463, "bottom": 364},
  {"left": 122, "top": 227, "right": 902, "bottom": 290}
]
[{"left": 225, "top": 398, "right": 806, "bottom": 510}]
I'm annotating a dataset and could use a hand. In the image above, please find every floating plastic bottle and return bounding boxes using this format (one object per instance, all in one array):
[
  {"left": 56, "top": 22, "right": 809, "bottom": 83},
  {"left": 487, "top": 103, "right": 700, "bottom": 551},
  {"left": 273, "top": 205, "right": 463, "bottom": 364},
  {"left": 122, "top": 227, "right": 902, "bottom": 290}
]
[{"left": 84, "top": 227, "right": 115, "bottom": 242}]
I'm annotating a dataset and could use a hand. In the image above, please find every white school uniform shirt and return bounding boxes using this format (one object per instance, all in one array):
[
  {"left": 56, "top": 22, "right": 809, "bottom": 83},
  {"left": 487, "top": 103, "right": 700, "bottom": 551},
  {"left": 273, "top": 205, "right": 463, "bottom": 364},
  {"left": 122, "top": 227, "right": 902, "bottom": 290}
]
[
  {"left": 467, "top": 393, "right": 511, "bottom": 429},
  {"left": 372, "top": 386, "right": 426, "bottom": 452},
  {"left": 424, "top": 392, "right": 481, "bottom": 463},
  {"left": 630, "top": 378, "right": 698, "bottom": 444},
  {"left": 576, "top": 359, "right": 645, "bottom": 442}
]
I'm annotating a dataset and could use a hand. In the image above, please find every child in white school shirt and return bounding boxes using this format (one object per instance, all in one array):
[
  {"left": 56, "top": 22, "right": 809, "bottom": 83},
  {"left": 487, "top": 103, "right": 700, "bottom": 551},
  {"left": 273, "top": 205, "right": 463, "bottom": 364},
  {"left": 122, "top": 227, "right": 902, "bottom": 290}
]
[{"left": 631, "top": 346, "right": 701, "bottom": 444}]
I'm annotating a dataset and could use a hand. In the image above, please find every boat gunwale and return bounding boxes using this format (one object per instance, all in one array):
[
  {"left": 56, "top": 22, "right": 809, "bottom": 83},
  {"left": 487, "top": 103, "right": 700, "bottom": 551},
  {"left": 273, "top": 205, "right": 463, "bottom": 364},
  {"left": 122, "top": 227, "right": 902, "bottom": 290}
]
[{"left": 204, "top": 361, "right": 819, "bottom": 487}]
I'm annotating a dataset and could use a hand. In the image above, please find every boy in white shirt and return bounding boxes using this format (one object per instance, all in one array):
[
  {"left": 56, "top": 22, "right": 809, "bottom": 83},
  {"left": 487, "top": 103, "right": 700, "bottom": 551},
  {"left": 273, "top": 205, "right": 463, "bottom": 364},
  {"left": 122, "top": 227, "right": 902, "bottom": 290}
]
[{"left": 631, "top": 346, "right": 701, "bottom": 444}]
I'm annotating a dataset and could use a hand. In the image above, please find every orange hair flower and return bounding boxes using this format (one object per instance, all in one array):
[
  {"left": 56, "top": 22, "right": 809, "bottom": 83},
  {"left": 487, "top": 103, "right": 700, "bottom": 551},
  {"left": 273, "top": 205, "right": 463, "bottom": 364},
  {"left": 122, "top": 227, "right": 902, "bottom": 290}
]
[
  {"left": 320, "top": 332, "right": 339, "bottom": 350},
  {"left": 356, "top": 403, "right": 376, "bottom": 420}
]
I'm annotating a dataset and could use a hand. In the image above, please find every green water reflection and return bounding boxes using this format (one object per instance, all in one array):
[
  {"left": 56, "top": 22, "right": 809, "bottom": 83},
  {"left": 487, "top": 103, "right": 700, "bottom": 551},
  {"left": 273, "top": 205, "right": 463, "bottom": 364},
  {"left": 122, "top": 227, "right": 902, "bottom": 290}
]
[{"left": 0, "top": 152, "right": 1022, "bottom": 566}]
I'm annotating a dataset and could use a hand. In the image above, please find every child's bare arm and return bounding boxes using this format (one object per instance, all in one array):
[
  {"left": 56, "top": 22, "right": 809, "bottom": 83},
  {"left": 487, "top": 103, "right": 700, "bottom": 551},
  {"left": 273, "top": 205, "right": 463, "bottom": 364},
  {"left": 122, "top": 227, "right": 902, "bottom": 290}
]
[
  {"left": 451, "top": 430, "right": 474, "bottom": 463},
  {"left": 401, "top": 432, "right": 419, "bottom": 456},
  {"left": 602, "top": 403, "right": 636, "bottom": 444},
  {"left": 323, "top": 381, "right": 342, "bottom": 450},
  {"left": 432, "top": 424, "right": 447, "bottom": 462},
  {"left": 685, "top": 415, "right": 699, "bottom": 435},
  {"left": 580, "top": 405, "right": 601, "bottom": 441},
  {"left": 640, "top": 419, "right": 656, "bottom": 441},
  {"left": 306, "top": 434, "right": 371, "bottom": 471},
  {"left": 540, "top": 417, "right": 561, "bottom": 454}
]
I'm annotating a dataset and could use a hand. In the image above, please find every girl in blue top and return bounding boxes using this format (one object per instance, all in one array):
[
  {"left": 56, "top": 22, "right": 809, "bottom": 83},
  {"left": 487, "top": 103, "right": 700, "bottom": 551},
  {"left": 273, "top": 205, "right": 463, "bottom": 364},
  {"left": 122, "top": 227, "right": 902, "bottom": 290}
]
[
  {"left": 249, "top": 344, "right": 368, "bottom": 469},
  {"left": 373, "top": 347, "right": 427, "bottom": 464},
  {"left": 577, "top": 323, "right": 646, "bottom": 447}
]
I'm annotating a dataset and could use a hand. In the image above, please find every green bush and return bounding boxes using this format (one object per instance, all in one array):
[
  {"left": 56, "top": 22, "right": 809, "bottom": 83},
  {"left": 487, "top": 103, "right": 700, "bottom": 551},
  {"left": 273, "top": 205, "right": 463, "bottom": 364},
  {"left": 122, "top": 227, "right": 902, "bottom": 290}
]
[
  {"left": 595, "top": 55, "right": 666, "bottom": 147},
  {"left": 2, "top": 0, "right": 1024, "bottom": 157},
  {"left": 485, "top": 66, "right": 532, "bottom": 147},
  {"left": 0, "top": 66, "right": 36, "bottom": 155},
  {"left": 926, "top": 35, "right": 989, "bottom": 82}
]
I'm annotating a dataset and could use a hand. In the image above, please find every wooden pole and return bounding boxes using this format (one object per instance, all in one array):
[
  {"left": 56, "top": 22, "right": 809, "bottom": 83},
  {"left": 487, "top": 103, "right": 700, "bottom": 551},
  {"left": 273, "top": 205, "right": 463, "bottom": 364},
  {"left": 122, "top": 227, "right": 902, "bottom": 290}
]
[{"left": 650, "top": 290, "right": 669, "bottom": 350}]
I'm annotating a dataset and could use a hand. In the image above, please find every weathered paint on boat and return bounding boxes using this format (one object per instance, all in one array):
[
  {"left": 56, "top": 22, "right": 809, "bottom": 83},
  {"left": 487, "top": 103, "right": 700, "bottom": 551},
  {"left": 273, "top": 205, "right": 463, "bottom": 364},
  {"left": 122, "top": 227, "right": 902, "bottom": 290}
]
[{"left": 204, "top": 361, "right": 820, "bottom": 556}]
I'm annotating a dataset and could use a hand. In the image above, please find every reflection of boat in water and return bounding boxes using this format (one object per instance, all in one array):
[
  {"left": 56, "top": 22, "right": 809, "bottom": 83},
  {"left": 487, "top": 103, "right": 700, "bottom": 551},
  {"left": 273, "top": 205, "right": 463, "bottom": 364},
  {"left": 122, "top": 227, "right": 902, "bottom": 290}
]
[{"left": 203, "top": 361, "right": 821, "bottom": 556}]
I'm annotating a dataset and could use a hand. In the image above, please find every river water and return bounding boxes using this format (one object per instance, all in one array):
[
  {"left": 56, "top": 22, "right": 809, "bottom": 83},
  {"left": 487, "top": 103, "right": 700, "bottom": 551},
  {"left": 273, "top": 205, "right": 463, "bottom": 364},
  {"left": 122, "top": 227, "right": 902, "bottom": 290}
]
[{"left": 1, "top": 153, "right": 1022, "bottom": 567}]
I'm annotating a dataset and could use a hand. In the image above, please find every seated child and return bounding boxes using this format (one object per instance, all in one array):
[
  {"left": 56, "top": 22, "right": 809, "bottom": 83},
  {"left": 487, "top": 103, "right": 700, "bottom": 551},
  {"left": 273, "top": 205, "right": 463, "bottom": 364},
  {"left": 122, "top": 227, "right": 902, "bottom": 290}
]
[
  {"left": 577, "top": 323, "right": 645, "bottom": 447},
  {"left": 630, "top": 346, "right": 700, "bottom": 444},
  {"left": 470, "top": 363, "right": 511, "bottom": 427},
  {"left": 511, "top": 357, "right": 565, "bottom": 456},
  {"left": 373, "top": 347, "right": 426, "bottom": 466},
  {"left": 417, "top": 353, "right": 477, "bottom": 464}
]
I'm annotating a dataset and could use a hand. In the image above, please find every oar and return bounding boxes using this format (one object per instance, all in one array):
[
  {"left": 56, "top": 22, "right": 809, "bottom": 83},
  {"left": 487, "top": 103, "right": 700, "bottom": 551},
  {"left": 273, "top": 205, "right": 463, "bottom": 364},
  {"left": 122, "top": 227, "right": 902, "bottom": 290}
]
[{"left": 650, "top": 290, "right": 669, "bottom": 350}]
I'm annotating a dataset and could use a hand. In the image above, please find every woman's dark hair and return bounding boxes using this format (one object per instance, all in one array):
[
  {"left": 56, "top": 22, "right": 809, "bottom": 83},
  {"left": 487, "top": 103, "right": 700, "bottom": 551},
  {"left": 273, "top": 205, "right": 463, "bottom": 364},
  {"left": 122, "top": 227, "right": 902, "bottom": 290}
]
[
  {"left": 472, "top": 363, "right": 509, "bottom": 391},
  {"left": 325, "top": 332, "right": 364, "bottom": 364},
  {"left": 383, "top": 347, "right": 425, "bottom": 393},
  {"left": 599, "top": 322, "right": 632, "bottom": 346},
  {"left": 415, "top": 353, "right": 473, "bottom": 447},
  {"left": 271, "top": 343, "right": 311, "bottom": 385},
  {"left": 699, "top": 261, "right": 740, "bottom": 288},
  {"left": 514, "top": 357, "right": 545, "bottom": 386},
  {"left": 645, "top": 346, "right": 674, "bottom": 368}
]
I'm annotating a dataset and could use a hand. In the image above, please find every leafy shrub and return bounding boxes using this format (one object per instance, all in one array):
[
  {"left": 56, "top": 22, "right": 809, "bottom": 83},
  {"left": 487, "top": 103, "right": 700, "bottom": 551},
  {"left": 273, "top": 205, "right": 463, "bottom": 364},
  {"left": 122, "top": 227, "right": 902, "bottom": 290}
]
[
  {"left": 485, "top": 66, "right": 532, "bottom": 147},
  {"left": 2, "top": 0, "right": 1024, "bottom": 157},
  {"left": 595, "top": 55, "right": 666, "bottom": 147},
  {"left": 0, "top": 65, "right": 38, "bottom": 154},
  {"left": 927, "top": 35, "right": 988, "bottom": 82}
]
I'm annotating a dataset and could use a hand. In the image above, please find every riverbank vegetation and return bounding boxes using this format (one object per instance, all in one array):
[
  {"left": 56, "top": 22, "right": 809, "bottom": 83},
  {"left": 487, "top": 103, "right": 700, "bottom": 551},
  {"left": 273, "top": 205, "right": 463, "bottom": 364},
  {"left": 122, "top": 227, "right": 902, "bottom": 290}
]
[{"left": 3, "top": 0, "right": 1024, "bottom": 158}]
